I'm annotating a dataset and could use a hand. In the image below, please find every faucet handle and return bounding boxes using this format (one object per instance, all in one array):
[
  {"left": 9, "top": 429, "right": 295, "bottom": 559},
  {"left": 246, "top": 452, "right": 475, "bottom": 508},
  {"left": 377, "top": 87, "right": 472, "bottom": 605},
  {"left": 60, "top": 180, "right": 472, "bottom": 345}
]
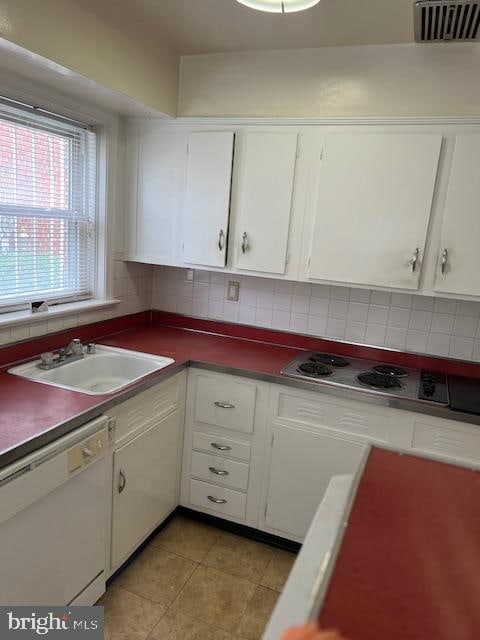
[
  {"left": 71, "top": 338, "right": 83, "bottom": 355},
  {"left": 40, "top": 352, "right": 54, "bottom": 366},
  {"left": 86, "top": 343, "right": 96, "bottom": 354}
]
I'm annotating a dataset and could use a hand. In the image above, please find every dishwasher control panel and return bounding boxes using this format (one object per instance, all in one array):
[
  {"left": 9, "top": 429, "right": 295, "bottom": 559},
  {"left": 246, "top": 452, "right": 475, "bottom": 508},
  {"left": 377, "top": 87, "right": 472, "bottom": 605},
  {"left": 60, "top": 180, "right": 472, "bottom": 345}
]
[{"left": 68, "top": 429, "right": 107, "bottom": 475}]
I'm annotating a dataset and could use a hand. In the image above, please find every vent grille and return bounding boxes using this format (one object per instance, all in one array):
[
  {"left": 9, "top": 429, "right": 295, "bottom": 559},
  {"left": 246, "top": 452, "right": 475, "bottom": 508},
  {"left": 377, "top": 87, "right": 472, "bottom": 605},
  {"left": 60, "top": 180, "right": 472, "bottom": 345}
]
[{"left": 414, "top": 0, "right": 480, "bottom": 41}]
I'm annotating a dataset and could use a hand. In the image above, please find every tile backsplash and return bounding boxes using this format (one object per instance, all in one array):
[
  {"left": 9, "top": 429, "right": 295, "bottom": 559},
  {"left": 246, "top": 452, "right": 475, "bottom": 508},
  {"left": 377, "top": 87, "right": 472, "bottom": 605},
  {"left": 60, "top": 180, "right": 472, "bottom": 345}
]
[
  {"left": 0, "top": 260, "right": 153, "bottom": 346},
  {"left": 152, "top": 266, "right": 480, "bottom": 362}
]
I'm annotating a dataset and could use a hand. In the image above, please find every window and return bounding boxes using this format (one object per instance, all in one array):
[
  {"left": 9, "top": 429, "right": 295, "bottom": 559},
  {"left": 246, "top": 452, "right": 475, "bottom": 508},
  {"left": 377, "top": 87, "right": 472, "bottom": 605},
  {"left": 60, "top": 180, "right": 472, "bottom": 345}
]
[{"left": 0, "top": 100, "right": 97, "bottom": 311}]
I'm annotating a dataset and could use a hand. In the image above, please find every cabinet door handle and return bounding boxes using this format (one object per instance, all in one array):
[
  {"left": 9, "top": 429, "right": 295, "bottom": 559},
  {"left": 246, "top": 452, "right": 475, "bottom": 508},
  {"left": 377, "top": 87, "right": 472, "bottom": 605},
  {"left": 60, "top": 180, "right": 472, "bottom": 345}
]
[
  {"left": 209, "top": 466, "right": 229, "bottom": 476},
  {"left": 208, "top": 495, "right": 227, "bottom": 504},
  {"left": 441, "top": 248, "right": 448, "bottom": 275},
  {"left": 241, "top": 231, "right": 248, "bottom": 254},
  {"left": 211, "top": 442, "right": 232, "bottom": 451},
  {"left": 214, "top": 401, "right": 235, "bottom": 409},
  {"left": 118, "top": 469, "right": 127, "bottom": 494},
  {"left": 410, "top": 247, "right": 420, "bottom": 273},
  {"left": 218, "top": 229, "right": 225, "bottom": 252}
]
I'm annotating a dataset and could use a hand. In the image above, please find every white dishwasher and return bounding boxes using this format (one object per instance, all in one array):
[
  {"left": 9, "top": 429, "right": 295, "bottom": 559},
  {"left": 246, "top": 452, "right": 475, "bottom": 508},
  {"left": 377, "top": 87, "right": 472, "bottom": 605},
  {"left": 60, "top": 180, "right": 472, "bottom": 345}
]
[{"left": 0, "top": 416, "right": 108, "bottom": 606}]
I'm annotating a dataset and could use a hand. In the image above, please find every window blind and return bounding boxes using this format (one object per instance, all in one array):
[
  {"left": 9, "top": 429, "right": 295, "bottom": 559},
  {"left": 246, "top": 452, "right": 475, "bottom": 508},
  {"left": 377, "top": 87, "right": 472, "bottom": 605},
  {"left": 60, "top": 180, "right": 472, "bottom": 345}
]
[{"left": 0, "top": 101, "right": 97, "bottom": 311}]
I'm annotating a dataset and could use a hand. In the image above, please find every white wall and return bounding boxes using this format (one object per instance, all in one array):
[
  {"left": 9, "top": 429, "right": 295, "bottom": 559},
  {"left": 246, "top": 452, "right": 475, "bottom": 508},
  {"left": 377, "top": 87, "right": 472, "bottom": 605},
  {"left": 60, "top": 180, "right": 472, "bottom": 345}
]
[
  {"left": 0, "top": 71, "right": 154, "bottom": 348},
  {"left": 0, "top": 0, "right": 179, "bottom": 116},
  {"left": 152, "top": 266, "right": 480, "bottom": 363},
  {"left": 179, "top": 43, "right": 480, "bottom": 117}
]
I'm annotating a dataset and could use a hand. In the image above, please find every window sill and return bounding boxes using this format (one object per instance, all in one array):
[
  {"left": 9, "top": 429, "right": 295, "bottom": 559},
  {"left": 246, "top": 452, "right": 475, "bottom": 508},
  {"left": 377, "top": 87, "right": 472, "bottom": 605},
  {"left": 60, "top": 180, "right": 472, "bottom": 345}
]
[{"left": 0, "top": 299, "right": 121, "bottom": 330}]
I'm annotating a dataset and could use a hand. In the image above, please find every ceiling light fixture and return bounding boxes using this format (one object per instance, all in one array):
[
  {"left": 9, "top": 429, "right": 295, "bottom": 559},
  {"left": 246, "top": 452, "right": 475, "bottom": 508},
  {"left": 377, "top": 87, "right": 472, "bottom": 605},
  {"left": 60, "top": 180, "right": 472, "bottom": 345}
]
[{"left": 236, "top": 0, "right": 321, "bottom": 13}]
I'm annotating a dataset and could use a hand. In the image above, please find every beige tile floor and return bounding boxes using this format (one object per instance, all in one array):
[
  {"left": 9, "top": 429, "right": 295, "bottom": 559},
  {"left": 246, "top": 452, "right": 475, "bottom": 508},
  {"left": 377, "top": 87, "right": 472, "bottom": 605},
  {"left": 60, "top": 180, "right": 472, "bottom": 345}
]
[{"left": 99, "top": 515, "right": 297, "bottom": 640}]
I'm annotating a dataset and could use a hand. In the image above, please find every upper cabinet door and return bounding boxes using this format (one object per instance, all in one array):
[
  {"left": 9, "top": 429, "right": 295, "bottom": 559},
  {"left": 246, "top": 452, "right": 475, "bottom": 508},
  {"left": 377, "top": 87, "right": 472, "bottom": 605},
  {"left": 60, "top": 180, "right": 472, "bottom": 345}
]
[
  {"left": 433, "top": 134, "right": 480, "bottom": 297},
  {"left": 126, "top": 129, "right": 186, "bottom": 264},
  {"left": 183, "top": 132, "right": 234, "bottom": 268},
  {"left": 235, "top": 132, "right": 298, "bottom": 275},
  {"left": 308, "top": 132, "right": 442, "bottom": 290}
]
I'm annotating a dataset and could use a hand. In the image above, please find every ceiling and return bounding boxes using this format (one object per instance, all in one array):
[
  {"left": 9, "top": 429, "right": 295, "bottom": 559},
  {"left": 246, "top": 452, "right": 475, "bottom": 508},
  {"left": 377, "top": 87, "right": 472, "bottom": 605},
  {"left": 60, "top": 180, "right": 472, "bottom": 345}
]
[{"left": 106, "top": 0, "right": 416, "bottom": 55}]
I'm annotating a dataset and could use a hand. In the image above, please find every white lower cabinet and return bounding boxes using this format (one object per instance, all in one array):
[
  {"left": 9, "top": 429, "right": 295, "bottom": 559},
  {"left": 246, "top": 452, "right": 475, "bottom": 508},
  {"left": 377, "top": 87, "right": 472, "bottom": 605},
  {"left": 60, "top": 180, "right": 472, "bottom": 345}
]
[
  {"left": 101, "top": 366, "right": 480, "bottom": 574},
  {"left": 107, "top": 372, "right": 186, "bottom": 573},
  {"left": 180, "top": 368, "right": 269, "bottom": 527},
  {"left": 111, "top": 410, "right": 183, "bottom": 568},
  {"left": 261, "top": 424, "right": 367, "bottom": 541}
]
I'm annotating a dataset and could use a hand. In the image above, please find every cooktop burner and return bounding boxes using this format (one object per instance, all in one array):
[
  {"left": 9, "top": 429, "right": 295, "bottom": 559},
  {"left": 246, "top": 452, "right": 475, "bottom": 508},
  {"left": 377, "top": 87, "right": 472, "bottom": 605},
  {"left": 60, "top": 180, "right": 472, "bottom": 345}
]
[
  {"left": 298, "top": 361, "right": 333, "bottom": 377},
  {"left": 357, "top": 372, "right": 403, "bottom": 389},
  {"left": 373, "top": 364, "right": 408, "bottom": 378},
  {"left": 310, "top": 353, "right": 350, "bottom": 368},
  {"left": 281, "top": 350, "right": 448, "bottom": 406}
]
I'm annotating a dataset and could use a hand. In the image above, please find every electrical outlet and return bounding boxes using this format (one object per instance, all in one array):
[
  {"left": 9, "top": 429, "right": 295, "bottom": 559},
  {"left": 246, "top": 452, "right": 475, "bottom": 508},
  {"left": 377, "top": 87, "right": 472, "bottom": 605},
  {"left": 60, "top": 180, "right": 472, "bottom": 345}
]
[
  {"left": 186, "top": 269, "right": 194, "bottom": 282},
  {"left": 227, "top": 281, "right": 240, "bottom": 302}
]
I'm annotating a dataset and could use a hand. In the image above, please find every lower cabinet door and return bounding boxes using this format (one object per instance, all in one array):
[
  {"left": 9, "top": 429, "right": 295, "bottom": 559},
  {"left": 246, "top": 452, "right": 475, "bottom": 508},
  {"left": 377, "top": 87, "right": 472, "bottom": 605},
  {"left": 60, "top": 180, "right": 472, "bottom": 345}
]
[
  {"left": 111, "top": 410, "right": 181, "bottom": 568},
  {"left": 264, "top": 424, "right": 367, "bottom": 540}
]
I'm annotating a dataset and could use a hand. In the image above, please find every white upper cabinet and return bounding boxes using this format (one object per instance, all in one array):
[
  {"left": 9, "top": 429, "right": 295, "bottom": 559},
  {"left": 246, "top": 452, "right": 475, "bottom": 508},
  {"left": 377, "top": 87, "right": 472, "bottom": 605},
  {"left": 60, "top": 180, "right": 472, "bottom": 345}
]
[
  {"left": 233, "top": 132, "right": 298, "bottom": 275},
  {"left": 182, "top": 132, "right": 235, "bottom": 268},
  {"left": 126, "top": 129, "right": 186, "bottom": 265},
  {"left": 307, "top": 132, "right": 442, "bottom": 290},
  {"left": 433, "top": 134, "right": 480, "bottom": 297}
]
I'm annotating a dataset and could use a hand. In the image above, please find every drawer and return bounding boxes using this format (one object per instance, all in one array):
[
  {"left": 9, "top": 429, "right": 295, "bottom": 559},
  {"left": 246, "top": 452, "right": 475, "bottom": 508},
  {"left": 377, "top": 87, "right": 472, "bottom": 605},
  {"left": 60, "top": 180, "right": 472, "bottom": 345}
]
[
  {"left": 191, "top": 451, "right": 249, "bottom": 491},
  {"left": 192, "top": 431, "right": 251, "bottom": 462},
  {"left": 189, "top": 479, "right": 247, "bottom": 520},
  {"left": 412, "top": 421, "right": 480, "bottom": 465},
  {"left": 194, "top": 375, "right": 257, "bottom": 434}
]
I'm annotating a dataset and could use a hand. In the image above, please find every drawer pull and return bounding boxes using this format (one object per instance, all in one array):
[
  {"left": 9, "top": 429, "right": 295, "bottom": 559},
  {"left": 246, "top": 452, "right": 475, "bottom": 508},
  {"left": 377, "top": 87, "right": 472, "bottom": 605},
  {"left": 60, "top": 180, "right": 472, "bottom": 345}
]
[
  {"left": 211, "top": 442, "right": 232, "bottom": 451},
  {"left": 214, "top": 401, "right": 236, "bottom": 409},
  {"left": 209, "top": 466, "right": 229, "bottom": 476},
  {"left": 208, "top": 495, "right": 227, "bottom": 504}
]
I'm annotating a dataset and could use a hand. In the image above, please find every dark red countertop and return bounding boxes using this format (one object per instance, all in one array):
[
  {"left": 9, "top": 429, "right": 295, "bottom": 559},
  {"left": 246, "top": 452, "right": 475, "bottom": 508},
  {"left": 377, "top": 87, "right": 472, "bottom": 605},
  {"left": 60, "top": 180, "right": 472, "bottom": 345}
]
[
  {"left": 2, "top": 314, "right": 480, "bottom": 638},
  {"left": 0, "top": 322, "right": 302, "bottom": 468},
  {"left": 319, "top": 448, "right": 480, "bottom": 640},
  {"left": 2, "top": 310, "right": 480, "bottom": 469}
]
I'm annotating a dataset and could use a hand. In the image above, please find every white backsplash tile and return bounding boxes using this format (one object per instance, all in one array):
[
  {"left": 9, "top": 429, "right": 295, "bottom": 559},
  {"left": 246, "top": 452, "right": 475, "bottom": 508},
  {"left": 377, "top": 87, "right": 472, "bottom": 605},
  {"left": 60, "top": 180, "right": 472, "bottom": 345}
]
[
  {"left": 434, "top": 298, "right": 458, "bottom": 315},
  {"left": 345, "top": 321, "right": 367, "bottom": 342},
  {"left": 365, "top": 324, "right": 387, "bottom": 346},
  {"left": 307, "top": 315, "right": 328, "bottom": 336},
  {"left": 290, "top": 313, "right": 308, "bottom": 333},
  {"left": 452, "top": 315, "right": 478, "bottom": 338},
  {"left": 347, "top": 302, "right": 369, "bottom": 324},
  {"left": 328, "top": 299, "right": 348, "bottom": 320},
  {"left": 430, "top": 313, "right": 455, "bottom": 334},
  {"left": 427, "top": 332, "right": 451, "bottom": 357},
  {"left": 406, "top": 330, "right": 429, "bottom": 352},
  {"left": 149, "top": 266, "right": 480, "bottom": 364},
  {"left": 1, "top": 258, "right": 154, "bottom": 348},
  {"left": 388, "top": 307, "right": 411, "bottom": 329},
  {"left": 367, "top": 305, "right": 389, "bottom": 326},
  {"left": 385, "top": 327, "right": 407, "bottom": 349},
  {"left": 326, "top": 318, "right": 347, "bottom": 339},
  {"left": 449, "top": 336, "right": 474, "bottom": 360},
  {"left": 409, "top": 309, "right": 433, "bottom": 332},
  {"left": 309, "top": 297, "right": 330, "bottom": 317}
]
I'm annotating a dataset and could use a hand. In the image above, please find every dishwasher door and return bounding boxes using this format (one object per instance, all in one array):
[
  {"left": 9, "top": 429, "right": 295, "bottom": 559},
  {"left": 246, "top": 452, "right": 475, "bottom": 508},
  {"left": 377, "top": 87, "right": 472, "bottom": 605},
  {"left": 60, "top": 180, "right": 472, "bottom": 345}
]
[{"left": 0, "top": 416, "right": 108, "bottom": 606}]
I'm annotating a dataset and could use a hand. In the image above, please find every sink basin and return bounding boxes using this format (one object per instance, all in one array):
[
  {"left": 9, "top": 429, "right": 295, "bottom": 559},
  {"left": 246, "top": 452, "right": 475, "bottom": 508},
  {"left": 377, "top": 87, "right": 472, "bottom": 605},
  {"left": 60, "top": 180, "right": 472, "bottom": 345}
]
[{"left": 8, "top": 345, "right": 175, "bottom": 395}]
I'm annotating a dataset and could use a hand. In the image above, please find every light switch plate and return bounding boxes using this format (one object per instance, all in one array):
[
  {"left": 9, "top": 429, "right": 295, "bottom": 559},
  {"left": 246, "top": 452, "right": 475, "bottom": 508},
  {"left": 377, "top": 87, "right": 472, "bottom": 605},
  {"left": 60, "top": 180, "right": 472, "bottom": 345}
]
[{"left": 227, "top": 281, "right": 240, "bottom": 302}]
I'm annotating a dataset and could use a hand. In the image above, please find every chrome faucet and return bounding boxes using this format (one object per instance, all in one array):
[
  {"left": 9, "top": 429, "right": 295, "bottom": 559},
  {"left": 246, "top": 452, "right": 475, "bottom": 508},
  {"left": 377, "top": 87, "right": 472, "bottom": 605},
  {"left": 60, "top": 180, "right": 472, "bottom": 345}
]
[
  {"left": 39, "top": 338, "right": 85, "bottom": 370},
  {"left": 62, "top": 338, "right": 84, "bottom": 358}
]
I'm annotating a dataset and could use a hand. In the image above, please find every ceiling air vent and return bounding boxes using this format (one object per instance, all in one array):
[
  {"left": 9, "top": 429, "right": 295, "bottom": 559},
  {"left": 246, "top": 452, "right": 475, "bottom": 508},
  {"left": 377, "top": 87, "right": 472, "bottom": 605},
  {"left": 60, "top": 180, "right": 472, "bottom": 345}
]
[{"left": 414, "top": 0, "right": 480, "bottom": 41}]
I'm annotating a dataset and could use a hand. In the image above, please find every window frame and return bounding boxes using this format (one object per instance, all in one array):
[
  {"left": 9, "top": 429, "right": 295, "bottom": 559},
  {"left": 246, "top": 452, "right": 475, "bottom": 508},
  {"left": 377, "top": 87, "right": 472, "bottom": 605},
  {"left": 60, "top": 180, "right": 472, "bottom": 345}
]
[{"left": 0, "top": 78, "right": 118, "bottom": 324}]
